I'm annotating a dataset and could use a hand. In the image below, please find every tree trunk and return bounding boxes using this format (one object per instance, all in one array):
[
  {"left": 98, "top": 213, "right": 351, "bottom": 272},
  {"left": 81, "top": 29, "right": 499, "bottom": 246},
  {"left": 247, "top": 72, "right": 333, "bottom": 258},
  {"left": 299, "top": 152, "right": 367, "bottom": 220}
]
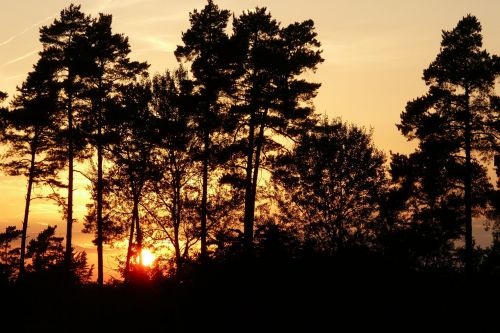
[
  {"left": 96, "top": 86, "right": 104, "bottom": 286},
  {"left": 19, "top": 148, "right": 37, "bottom": 279},
  {"left": 65, "top": 92, "right": 74, "bottom": 268},
  {"left": 249, "top": 110, "right": 268, "bottom": 235},
  {"left": 243, "top": 112, "right": 256, "bottom": 251},
  {"left": 124, "top": 202, "right": 136, "bottom": 283},
  {"left": 200, "top": 128, "right": 209, "bottom": 261},
  {"left": 172, "top": 175, "right": 182, "bottom": 272},
  {"left": 464, "top": 89, "right": 473, "bottom": 276},
  {"left": 173, "top": 199, "right": 182, "bottom": 273},
  {"left": 134, "top": 197, "right": 142, "bottom": 265}
]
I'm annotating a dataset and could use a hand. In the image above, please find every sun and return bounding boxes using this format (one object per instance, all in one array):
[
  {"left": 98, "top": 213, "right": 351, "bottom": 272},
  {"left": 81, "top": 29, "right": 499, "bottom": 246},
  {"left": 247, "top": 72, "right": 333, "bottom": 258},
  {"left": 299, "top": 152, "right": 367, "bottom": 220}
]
[{"left": 140, "top": 249, "right": 155, "bottom": 267}]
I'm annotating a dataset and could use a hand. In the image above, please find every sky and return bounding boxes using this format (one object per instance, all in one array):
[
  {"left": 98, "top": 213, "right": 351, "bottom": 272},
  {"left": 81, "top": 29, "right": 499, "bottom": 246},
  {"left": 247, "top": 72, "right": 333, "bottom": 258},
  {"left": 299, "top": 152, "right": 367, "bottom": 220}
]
[{"left": 1, "top": 0, "right": 499, "bottom": 278}]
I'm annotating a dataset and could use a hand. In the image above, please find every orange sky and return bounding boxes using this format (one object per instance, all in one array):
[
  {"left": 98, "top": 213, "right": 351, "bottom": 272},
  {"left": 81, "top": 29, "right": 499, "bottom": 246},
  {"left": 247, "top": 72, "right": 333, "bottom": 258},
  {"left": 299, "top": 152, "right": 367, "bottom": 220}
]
[{"left": 1, "top": 0, "right": 499, "bottom": 279}]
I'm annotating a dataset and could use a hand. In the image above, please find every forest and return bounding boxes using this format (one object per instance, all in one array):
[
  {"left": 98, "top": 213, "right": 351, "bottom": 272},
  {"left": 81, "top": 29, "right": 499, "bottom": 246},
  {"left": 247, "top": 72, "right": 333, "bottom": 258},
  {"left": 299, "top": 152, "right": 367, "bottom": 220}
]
[{"left": 0, "top": 1, "right": 499, "bottom": 330}]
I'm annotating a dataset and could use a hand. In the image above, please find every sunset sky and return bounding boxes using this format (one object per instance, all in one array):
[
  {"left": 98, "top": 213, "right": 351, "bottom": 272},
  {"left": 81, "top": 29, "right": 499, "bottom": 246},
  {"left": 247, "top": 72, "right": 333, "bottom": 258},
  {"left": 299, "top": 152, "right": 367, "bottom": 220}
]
[{"left": 1, "top": 0, "right": 499, "bottom": 278}]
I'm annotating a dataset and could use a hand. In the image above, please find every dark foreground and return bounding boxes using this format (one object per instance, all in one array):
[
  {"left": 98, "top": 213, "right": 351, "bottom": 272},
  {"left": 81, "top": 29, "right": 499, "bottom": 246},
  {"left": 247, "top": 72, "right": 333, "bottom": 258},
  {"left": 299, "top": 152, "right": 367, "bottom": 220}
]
[{"left": 1, "top": 259, "right": 499, "bottom": 332}]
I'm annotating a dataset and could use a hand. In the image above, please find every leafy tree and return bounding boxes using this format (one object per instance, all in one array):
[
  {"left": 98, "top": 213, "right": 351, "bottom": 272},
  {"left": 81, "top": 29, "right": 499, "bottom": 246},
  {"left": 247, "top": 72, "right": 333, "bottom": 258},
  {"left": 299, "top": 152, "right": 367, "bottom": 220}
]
[
  {"left": 398, "top": 15, "right": 499, "bottom": 273},
  {"left": 0, "top": 227, "right": 22, "bottom": 282},
  {"left": 142, "top": 69, "right": 199, "bottom": 272},
  {"left": 273, "top": 119, "right": 386, "bottom": 253},
  {"left": 38, "top": 4, "right": 91, "bottom": 268},
  {"left": 229, "top": 8, "right": 323, "bottom": 250},
  {"left": 0, "top": 58, "right": 61, "bottom": 278},
  {"left": 175, "top": 0, "right": 234, "bottom": 259},
  {"left": 105, "top": 80, "right": 156, "bottom": 282},
  {"left": 80, "top": 12, "right": 148, "bottom": 286}
]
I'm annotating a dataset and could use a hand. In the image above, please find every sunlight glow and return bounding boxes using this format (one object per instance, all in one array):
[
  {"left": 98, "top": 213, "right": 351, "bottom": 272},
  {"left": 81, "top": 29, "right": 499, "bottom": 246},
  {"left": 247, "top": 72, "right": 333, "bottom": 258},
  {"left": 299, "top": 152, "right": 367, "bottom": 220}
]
[{"left": 141, "top": 249, "right": 155, "bottom": 267}]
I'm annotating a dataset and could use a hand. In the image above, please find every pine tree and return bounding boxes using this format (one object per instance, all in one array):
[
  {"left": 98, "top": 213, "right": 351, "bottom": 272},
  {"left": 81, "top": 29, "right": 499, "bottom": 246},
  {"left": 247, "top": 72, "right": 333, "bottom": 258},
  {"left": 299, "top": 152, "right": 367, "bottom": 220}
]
[
  {"left": 175, "top": 0, "right": 234, "bottom": 260},
  {"left": 0, "top": 226, "right": 22, "bottom": 282},
  {"left": 38, "top": 4, "right": 91, "bottom": 269},
  {"left": 0, "top": 58, "right": 61, "bottom": 279},
  {"left": 105, "top": 80, "right": 156, "bottom": 282},
  {"left": 146, "top": 69, "right": 199, "bottom": 273},
  {"left": 229, "top": 8, "right": 323, "bottom": 250},
  {"left": 398, "top": 15, "right": 499, "bottom": 273},
  {"left": 79, "top": 12, "right": 148, "bottom": 286}
]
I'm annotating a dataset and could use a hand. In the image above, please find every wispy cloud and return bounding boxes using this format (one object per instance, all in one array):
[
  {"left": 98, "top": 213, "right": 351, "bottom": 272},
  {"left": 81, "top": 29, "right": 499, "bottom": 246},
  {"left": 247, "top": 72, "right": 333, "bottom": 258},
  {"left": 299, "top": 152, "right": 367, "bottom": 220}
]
[
  {"left": 135, "top": 36, "right": 177, "bottom": 53},
  {"left": 126, "top": 13, "right": 187, "bottom": 26},
  {"left": 90, "top": 0, "right": 154, "bottom": 13},
  {"left": 1, "top": 50, "right": 38, "bottom": 68},
  {"left": 0, "top": 14, "right": 55, "bottom": 47},
  {"left": 4, "top": 73, "right": 25, "bottom": 81}
]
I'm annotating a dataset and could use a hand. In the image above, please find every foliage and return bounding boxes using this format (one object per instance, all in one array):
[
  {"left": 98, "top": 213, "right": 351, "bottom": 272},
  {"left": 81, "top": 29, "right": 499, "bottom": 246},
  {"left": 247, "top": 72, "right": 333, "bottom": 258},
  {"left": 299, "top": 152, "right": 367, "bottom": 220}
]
[
  {"left": 26, "top": 226, "right": 93, "bottom": 283},
  {"left": 0, "top": 226, "right": 22, "bottom": 282},
  {"left": 3, "top": 3, "right": 500, "bottom": 289},
  {"left": 273, "top": 118, "right": 386, "bottom": 253},
  {"left": 396, "top": 14, "right": 499, "bottom": 271}
]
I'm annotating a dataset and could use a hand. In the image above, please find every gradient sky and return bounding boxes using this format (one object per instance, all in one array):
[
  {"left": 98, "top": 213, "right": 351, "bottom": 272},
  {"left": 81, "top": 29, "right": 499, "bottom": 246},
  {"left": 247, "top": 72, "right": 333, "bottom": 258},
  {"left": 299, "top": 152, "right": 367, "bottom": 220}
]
[{"left": 1, "top": 0, "right": 499, "bottom": 278}]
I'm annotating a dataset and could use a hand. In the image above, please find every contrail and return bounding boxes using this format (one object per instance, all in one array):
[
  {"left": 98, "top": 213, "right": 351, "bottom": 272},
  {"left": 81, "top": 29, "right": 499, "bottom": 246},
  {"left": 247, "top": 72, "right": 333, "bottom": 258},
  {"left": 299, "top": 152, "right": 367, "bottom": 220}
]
[
  {"left": 1, "top": 50, "right": 38, "bottom": 67},
  {"left": 0, "top": 14, "right": 56, "bottom": 47}
]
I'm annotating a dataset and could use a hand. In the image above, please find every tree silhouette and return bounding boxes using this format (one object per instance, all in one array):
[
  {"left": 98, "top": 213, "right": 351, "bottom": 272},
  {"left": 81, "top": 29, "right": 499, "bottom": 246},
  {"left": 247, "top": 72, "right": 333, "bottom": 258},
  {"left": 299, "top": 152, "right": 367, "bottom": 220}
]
[
  {"left": 143, "top": 69, "right": 199, "bottom": 273},
  {"left": 38, "top": 4, "right": 91, "bottom": 269},
  {"left": 386, "top": 144, "right": 492, "bottom": 269},
  {"left": 175, "top": 0, "right": 234, "bottom": 260},
  {"left": 80, "top": 12, "right": 148, "bottom": 286},
  {"left": 26, "top": 226, "right": 65, "bottom": 273},
  {"left": 398, "top": 15, "right": 500, "bottom": 273},
  {"left": 105, "top": 80, "right": 156, "bottom": 282},
  {"left": 0, "top": 58, "right": 61, "bottom": 279},
  {"left": 273, "top": 119, "right": 386, "bottom": 253},
  {"left": 229, "top": 8, "right": 323, "bottom": 250},
  {"left": 0, "top": 226, "right": 22, "bottom": 282},
  {"left": 26, "top": 225, "right": 93, "bottom": 283}
]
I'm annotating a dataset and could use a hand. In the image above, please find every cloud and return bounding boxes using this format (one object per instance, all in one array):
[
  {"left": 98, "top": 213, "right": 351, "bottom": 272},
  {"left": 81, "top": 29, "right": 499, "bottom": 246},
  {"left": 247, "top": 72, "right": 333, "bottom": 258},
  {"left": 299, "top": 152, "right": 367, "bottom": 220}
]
[
  {"left": 4, "top": 73, "right": 25, "bottom": 81},
  {"left": 125, "top": 13, "right": 187, "bottom": 26},
  {"left": 90, "top": 0, "right": 153, "bottom": 12},
  {"left": 0, "top": 14, "right": 55, "bottom": 47},
  {"left": 134, "top": 36, "right": 177, "bottom": 53},
  {"left": 1, "top": 50, "right": 38, "bottom": 68}
]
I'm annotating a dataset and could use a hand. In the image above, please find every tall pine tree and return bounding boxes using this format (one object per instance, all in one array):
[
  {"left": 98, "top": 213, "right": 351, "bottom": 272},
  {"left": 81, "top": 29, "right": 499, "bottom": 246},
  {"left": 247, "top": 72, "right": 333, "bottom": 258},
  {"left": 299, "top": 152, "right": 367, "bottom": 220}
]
[
  {"left": 38, "top": 4, "right": 91, "bottom": 268},
  {"left": 81, "top": 13, "right": 148, "bottom": 286},
  {"left": 175, "top": 0, "right": 234, "bottom": 260},
  {"left": 0, "top": 58, "right": 61, "bottom": 278},
  {"left": 230, "top": 8, "right": 323, "bottom": 250},
  {"left": 398, "top": 15, "right": 500, "bottom": 273}
]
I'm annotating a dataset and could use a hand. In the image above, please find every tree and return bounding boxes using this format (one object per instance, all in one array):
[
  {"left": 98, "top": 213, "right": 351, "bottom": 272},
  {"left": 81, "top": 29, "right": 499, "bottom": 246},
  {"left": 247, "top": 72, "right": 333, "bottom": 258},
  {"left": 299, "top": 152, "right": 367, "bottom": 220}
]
[
  {"left": 26, "top": 226, "right": 65, "bottom": 273},
  {"left": 398, "top": 15, "right": 500, "bottom": 273},
  {"left": 0, "top": 58, "right": 61, "bottom": 278},
  {"left": 80, "top": 12, "right": 148, "bottom": 286},
  {"left": 105, "top": 80, "right": 156, "bottom": 282},
  {"left": 175, "top": 0, "right": 234, "bottom": 260},
  {"left": 273, "top": 119, "right": 386, "bottom": 253},
  {"left": 229, "top": 8, "right": 323, "bottom": 250},
  {"left": 39, "top": 4, "right": 91, "bottom": 268},
  {"left": 142, "top": 69, "right": 199, "bottom": 273},
  {"left": 26, "top": 226, "right": 93, "bottom": 284},
  {"left": 385, "top": 142, "right": 492, "bottom": 269},
  {"left": 0, "top": 227, "right": 22, "bottom": 282}
]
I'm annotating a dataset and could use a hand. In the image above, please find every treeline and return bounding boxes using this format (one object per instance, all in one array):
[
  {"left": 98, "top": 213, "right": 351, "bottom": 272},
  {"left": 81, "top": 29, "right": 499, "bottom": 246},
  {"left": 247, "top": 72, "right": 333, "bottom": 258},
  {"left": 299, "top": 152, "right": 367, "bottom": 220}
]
[{"left": 0, "top": 2, "right": 499, "bottom": 287}]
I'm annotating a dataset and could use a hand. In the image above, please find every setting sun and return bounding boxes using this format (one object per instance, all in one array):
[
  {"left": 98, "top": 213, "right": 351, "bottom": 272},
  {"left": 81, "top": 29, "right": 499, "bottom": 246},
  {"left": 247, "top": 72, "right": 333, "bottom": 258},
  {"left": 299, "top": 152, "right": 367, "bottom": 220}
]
[{"left": 141, "top": 249, "right": 155, "bottom": 267}]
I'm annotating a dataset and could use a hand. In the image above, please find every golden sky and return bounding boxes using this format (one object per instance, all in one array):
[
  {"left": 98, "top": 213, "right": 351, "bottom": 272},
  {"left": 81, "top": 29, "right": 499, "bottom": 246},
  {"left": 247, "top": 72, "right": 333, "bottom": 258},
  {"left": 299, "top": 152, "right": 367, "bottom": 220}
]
[{"left": 1, "top": 0, "right": 499, "bottom": 277}]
